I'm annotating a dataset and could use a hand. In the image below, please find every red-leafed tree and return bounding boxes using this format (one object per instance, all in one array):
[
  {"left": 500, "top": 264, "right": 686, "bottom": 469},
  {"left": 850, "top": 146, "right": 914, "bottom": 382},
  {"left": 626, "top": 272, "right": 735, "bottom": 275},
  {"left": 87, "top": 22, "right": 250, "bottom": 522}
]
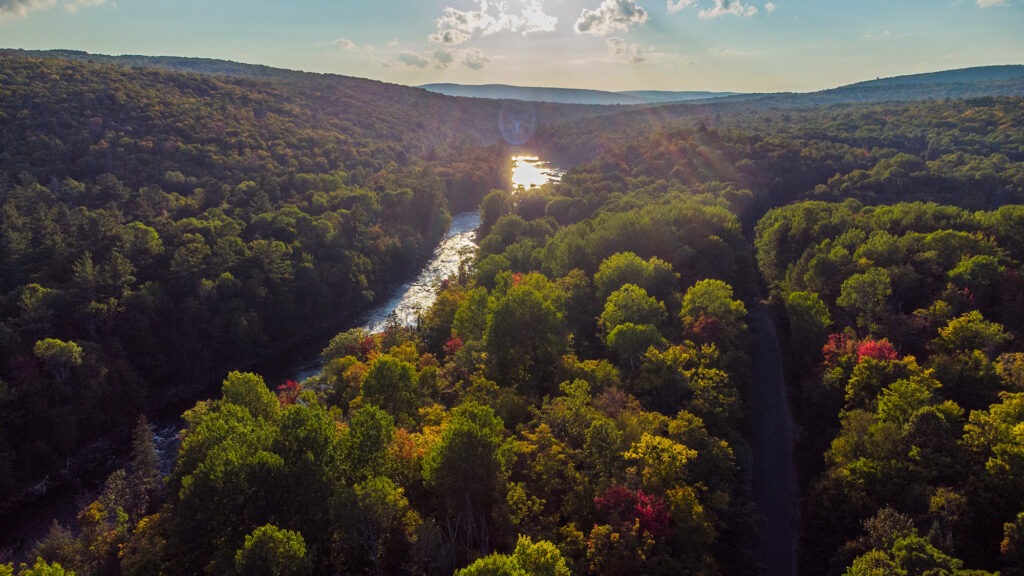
[{"left": 857, "top": 338, "right": 899, "bottom": 363}]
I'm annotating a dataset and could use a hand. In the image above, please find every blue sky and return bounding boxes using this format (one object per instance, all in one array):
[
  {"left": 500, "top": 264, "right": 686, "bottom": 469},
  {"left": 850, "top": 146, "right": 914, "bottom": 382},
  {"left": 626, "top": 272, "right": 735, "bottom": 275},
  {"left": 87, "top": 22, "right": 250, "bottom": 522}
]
[{"left": 2, "top": 0, "right": 1022, "bottom": 91}]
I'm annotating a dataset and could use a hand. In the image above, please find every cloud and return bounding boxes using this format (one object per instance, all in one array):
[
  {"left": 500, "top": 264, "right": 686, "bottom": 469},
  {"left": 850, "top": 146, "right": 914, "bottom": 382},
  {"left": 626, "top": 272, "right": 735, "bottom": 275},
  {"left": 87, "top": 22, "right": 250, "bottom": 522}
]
[
  {"left": 575, "top": 0, "right": 649, "bottom": 35},
  {"left": 0, "top": 0, "right": 55, "bottom": 22},
  {"left": 709, "top": 47, "right": 752, "bottom": 56},
  {"left": 433, "top": 48, "right": 455, "bottom": 67},
  {"left": 764, "top": 2, "right": 776, "bottom": 12},
  {"left": 976, "top": 0, "right": 1008, "bottom": 6},
  {"left": 398, "top": 51, "right": 431, "bottom": 68},
  {"left": 863, "top": 29, "right": 893, "bottom": 41},
  {"left": 461, "top": 48, "right": 490, "bottom": 70},
  {"left": 1, "top": 0, "right": 109, "bottom": 21},
  {"left": 333, "top": 38, "right": 358, "bottom": 50},
  {"left": 376, "top": 47, "right": 491, "bottom": 71},
  {"left": 64, "top": 0, "right": 107, "bottom": 13},
  {"left": 430, "top": 0, "right": 557, "bottom": 45},
  {"left": 334, "top": 38, "right": 376, "bottom": 56},
  {"left": 520, "top": 0, "right": 558, "bottom": 34},
  {"left": 698, "top": 0, "right": 758, "bottom": 18},
  {"left": 606, "top": 37, "right": 646, "bottom": 63},
  {"left": 667, "top": 0, "right": 696, "bottom": 13}
]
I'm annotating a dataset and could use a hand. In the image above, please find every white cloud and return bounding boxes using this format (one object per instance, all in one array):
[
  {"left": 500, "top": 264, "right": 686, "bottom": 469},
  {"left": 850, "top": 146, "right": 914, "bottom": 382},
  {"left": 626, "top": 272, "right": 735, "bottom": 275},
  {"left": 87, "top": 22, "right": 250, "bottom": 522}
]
[
  {"left": 698, "top": 0, "right": 758, "bottom": 18},
  {"left": 430, "top": 0, "right": 557, "bottom": 45},
  {"left": 461, "top": 48, "right": 491, "bottom": 70},
  {"left": 667, "top": 0, "right": 696, "bottom": 13},
  {"left": 64, "top": 0, "right": 107, "bottom": 13},
  {"left": 1, "top": 0, "right": 110, "bottom": 21},
  {"left": 398, "top": 51, "right": 431, "bottom": 68},
  {"left": 976, "top": 0, "right": 1008, "bottom": 6},
  {"left": 764, "top": 2, "right": 776, "bottom": 12},
  {"left": 0, "top": 0, "right": 55, "bottom": 22},
  {"left": 333, "top": 38, "right": 376, "bottom": 56},
  {"left": 520, "top": 0, "right": 558, "bottom": 34},
  {"left": 333, "top": 38, "right": 357, "bottom": 50},
  {"left": 709, "top": 47, "right": 747, "bottom": 56},
  {"left": 433, "top": 48, "right": 455, "bottom": 67},
  {"left": 606, "top": 37, "right": 646, "bottom": 63},
  {"left": 575, "top": 0, "right": 649, "bottom": 35},
  {"left": 374, "top": 47, "right": 491, "bottom": 71}
]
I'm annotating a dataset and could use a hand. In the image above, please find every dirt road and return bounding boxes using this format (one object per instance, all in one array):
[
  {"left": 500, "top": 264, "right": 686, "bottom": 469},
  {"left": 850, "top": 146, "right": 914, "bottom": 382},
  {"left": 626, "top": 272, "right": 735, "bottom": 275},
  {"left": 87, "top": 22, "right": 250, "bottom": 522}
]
[{"left": 749, "top": 303, "right": 799, "bottom": 576}]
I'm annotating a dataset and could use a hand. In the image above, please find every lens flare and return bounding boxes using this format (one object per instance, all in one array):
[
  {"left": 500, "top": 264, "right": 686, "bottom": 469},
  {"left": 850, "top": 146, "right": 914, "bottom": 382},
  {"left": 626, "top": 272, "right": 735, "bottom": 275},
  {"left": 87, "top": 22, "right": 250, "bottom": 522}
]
[{"left": 498, "top": 101, "right": 537, "bottom": 146}]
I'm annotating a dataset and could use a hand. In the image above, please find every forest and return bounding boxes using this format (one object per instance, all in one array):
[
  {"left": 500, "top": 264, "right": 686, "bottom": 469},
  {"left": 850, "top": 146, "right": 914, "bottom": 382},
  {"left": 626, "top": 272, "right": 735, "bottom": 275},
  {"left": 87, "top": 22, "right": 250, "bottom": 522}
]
[{"left": 1, "top": 51, "right": 1024, "bottom": 575}]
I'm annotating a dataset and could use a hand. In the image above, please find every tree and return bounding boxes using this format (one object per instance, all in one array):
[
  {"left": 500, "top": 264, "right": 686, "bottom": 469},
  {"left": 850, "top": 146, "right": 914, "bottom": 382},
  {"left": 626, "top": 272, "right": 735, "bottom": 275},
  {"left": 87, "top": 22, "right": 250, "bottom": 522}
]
[
  {"left": 485, "top": 285, "right": 565, "bottom": 396},
  {"left": 340, "top": 477, "right": 421, "bottom": 576},
  {"left": 594, "top": 252, "right": 677, "bottom": 303},
  {"left": 221, "top": 371, "right": 279, "bottom": 421},
  {"left": 127, "top": 415, "right": 160, "bottom": 521},
  {"left": 680, "top": 279, "right": 747, "bottom": 348},
  {"left": 480, "top": 189, "right": 513, "bottom": 237},
  {"left": 453, "top": 287, "right": 490, "bottom": 343},
  {"left": 623, "top": 433, "right": 697, "bottom": 492},
  {"left": 361, "top": 355, "right": 419, "bottom": 422},
  {"left": 599, "top": 284, "right": 666, "bottom": 333},
  {"left": 14, "top": 558, "right": 74, "bottom": 576},
  {"left": 32, "top": 338, "right": 83, "bottom": 384},
  {"left": 234, "top": 524, "right": 311, "bottom": 576},
  {"left": 935, "top": 311, "right": 1012, "bottom": 357},
  {"left": 785, "top": 291, "right": 831, "bottom": 368},
  {"left": 837, "top": 268, "right": 892, "bottom": 334},
  {"left": 423, "top": 402, "right": 510, "bottom": 559},
  {"left": 607, "top": 323, "right": 668, "bottom": 371},
  {"left": 454, "top": 554, "right": 526, "bottom": 576},
  {"left": 341, "top": 405, "right": 395, "bottom": 483},
  {"left": 454, "top": 535, "right": 571, "bottom": 576}
]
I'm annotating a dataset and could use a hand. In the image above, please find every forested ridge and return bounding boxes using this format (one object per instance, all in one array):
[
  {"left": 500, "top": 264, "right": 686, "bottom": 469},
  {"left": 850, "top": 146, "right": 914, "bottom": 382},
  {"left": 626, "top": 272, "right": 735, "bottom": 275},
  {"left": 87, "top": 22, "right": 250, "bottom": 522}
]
[
  {"left": 0, "top": 52, "right": 527, "bottom": 524},
  {"left": 2, "top": 51, "right": 1024, "bottom": 575}
]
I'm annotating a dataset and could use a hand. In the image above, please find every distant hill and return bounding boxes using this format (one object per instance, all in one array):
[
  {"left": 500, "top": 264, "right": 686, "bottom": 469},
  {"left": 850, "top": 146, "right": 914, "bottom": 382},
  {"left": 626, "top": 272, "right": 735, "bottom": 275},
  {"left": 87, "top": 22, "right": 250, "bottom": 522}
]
[
  {"left": 0, "top": 48, "right": 300, "bottom": 79},
  {"left": 618, "top": 90, "right": 739, "bottom": 103},
  {"left": 6, "top": 49, "right": 1018, "bottom": 109},
  {"left": 845, "top": 65, "right": 1024, "bottom": 88},
  {"left": 420, "top": 83, "right": 738, "bottom": 105}
]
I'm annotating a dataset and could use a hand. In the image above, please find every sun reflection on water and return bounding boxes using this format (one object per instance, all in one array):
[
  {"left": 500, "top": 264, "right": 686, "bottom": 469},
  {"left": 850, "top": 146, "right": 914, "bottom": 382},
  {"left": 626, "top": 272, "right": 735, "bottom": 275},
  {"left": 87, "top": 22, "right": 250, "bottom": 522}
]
[{"left": 511, "top": 154, "right": 562, "bottom": 189}]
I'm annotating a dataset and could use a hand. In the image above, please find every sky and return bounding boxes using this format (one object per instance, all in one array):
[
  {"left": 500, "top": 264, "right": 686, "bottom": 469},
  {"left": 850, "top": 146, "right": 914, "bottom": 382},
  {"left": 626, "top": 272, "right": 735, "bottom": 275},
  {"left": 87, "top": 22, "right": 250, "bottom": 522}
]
[{"left": 1, "top": 0, "right": 1023, "bottom": 92}]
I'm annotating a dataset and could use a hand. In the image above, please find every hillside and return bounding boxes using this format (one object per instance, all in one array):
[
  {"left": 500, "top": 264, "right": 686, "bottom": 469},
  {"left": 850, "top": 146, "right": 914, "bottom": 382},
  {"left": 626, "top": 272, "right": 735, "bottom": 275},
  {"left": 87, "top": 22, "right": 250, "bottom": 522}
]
[
  {"left": 846, "top": 64, "right": 1024, "bottom": 88},
  {"left": 3, "top": 49, "right": 1024, "bottom": 576},
  {"left": 420, "top": 83, "right": 739, "bottom": 105},
  {"left": 0, "top": 51, "right": 612, "bottom": 545}
]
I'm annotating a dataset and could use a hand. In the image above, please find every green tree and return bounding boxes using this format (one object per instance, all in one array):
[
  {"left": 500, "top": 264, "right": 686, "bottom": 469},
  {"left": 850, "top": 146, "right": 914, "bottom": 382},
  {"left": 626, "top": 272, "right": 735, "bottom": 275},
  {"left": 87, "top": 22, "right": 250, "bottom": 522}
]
[
  {"left": 594, "top": 252, "right": 677, "bottom": 303},
  {"left": 785, "top": 290, "right": 832, "bottom": 368},
  {"left": 342, "top": 405, "right": 395, "bottom": 482},
  {"left": 234, "top": 524, "right": 311, "bottom": 576},
  {"left": 936, "top": 311, "right": 1012, "bottom": 357},
  {"left": 15, "top": 558, "right": 74, "bottom": 576},
  {"left": 221, "top": 371, "right": 279, "bottom": 421},
  {"left": 33, "top": 338, "right": 83, "bottom": 384},
  {"left": 454, "top": 554, "right": 525, "bottom": 576},
  {"left": 680, "top": 279, "right": 747, "bottom": 348},
  {"left": 485, "top": 285, "right": 565, "bottom": 396},
  {"left": 837, "top": 268, "right": 892, "bottom": 334},
  {"left": 480, "top": 189, "right": 513, "bottom": 237},
  {"left": 607, "top": 323, "right": 667, "bottom": 371},
  {"left": 361, "top": 355, "right": 419, "bottom": 422},
  {"left": 423, "top": 402, "right": 510, "bottom": 559},
  {"left": 599, "top": 284, "right": 666, "bottom": 333}
]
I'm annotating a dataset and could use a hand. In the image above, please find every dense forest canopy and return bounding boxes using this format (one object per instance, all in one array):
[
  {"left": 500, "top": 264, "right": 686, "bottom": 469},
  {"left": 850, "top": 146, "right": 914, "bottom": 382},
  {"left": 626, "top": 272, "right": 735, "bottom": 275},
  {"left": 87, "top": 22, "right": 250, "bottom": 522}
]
[{"left": 2, "top": 51, "right": 1024, "bottom": 576}]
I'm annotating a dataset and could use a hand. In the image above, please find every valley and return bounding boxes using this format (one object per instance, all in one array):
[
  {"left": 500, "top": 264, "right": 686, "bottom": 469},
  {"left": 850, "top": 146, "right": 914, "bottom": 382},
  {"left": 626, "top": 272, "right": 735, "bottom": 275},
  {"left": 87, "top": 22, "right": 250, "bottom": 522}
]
[{"left": 0, "top": 49, "right": 1023, "bottom": 575}]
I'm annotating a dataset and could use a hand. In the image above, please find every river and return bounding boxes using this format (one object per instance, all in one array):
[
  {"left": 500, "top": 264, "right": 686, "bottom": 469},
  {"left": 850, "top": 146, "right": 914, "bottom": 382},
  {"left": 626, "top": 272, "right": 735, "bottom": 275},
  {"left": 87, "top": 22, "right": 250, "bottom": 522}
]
[
  {"left": 0, "top": 154, "right": 563, "bottom": 560},
  {"left": 288, "top": 154, "right": 561, "bottom": 382}
]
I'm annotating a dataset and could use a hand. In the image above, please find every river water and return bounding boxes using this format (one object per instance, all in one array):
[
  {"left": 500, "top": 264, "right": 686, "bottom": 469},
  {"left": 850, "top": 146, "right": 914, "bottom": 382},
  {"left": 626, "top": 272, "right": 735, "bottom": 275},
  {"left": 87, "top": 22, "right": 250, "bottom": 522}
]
[{"left": 289, "top": 154, "right": 560, "bottom": 382}]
